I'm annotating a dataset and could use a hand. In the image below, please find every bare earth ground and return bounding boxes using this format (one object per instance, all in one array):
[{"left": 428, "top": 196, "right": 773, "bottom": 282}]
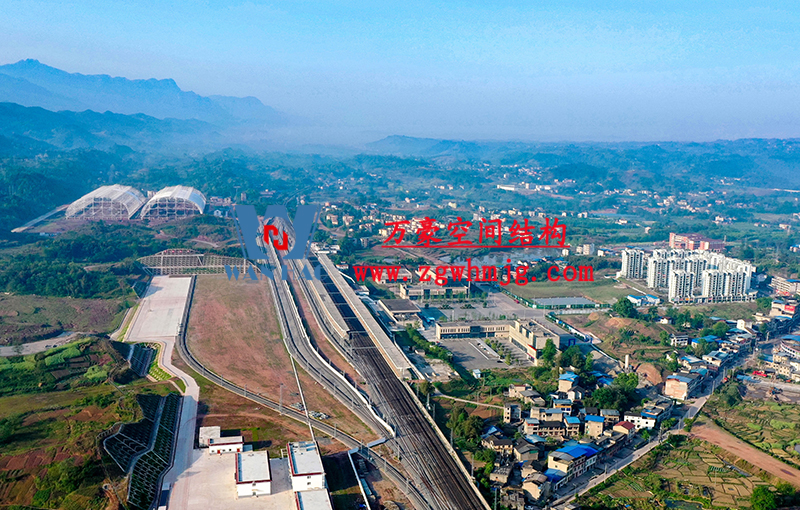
[
  {"left": 288, "top": 272, "right": 365, "bottom": 386},
  {"left": 186, "top": 275, "right": 376, "bottom": 441},
  {"left": 692, "top": 420, "right": 800, "bottom": 488},
  {"left": 635, "top": 362, "right": 664, "bottom": 386},
  {"left": 170, "top": 349, "right": 344, "bottom": 456}
]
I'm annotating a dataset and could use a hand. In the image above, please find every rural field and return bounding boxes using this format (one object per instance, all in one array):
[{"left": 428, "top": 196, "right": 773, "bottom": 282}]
[
  {"left": 702, "top": 392, "right": 800, "bottom": 471},
  {"left": 0, "top": 338, "right": 175, "bottom": 509},
  {"left": 185, "top": 275, "right": 377, "bottom": 443},
  {"left": 579, "top": 436, "right": 777, "bottom": 509},
  {"left": 0, "top": 294, "right": 127, "bottom": 345}
]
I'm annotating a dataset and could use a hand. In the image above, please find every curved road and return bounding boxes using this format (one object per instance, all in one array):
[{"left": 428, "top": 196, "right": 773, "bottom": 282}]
[{"left": 175, "top": 304, "right": 436, "bottom": 510}]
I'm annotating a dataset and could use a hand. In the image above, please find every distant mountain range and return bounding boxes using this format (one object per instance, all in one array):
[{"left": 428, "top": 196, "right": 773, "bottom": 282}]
[
  {"left": 0, "top": 59, "right": 286, "bottom": 126},
  {"left": 0, "top": 102, "right": 226, "bottom": 152}
]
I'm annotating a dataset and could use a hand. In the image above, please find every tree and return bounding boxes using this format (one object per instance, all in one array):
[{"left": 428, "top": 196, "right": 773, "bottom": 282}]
[
  {"left": 659, "top": 331, "right": 670, "bottom": 346},
  {"left": 756, "top": 297, "right": 772, "bottom": 312},
  {"left": 541, "top": 339, "right": 557, "bottom": 366},
  {"left": 751, "top": 486, "right": 777, "bottom": 510},
  {"left": 418, "top": 380, "right": 433, "bottom": 396},
  {"left": 712, "top": 321, "right": 730, "bottom": 338},
  {"left": 583, "top": 352, "right": 594, "bottom": 373},
  {"left": 612, "top": 297, "right": 638, "bottom": 319},
  {"left": 559, "top": 345, "right": 586, "bottom": 369}
]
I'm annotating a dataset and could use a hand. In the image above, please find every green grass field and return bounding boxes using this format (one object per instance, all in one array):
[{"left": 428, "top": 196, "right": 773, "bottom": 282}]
[{"left": 506, "top": 275, "right": 635, "bottom": 304}]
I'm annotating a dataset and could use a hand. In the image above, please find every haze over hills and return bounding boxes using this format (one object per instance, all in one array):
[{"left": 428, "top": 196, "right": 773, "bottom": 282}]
[{"left": 0, "top": 59, "right": 286, "bottom": 126}]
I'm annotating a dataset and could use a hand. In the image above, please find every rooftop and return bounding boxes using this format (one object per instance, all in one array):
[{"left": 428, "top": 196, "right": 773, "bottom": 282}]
[
  {"left": 209, "top": 436, "right": 243, "bottom": 445},
  {"left": 379, "top": 298, "right": 421, "bottom": 314},
  {"left": 295, "top": 489, "right": 333, "bottom": 510},
  {"left": 288, "top": 441, "right": 324, "bottom": 476},
  {"left": 236, "top": 451, "right": 271, "bottom": 483},
  {"left": 585, "top": 415, "right": 605, "bottom": 423}
]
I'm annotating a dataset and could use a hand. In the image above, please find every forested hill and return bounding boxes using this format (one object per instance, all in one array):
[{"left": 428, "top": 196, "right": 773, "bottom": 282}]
[{"left": 367, "top": 135, "right": 800, "bottom": 189}]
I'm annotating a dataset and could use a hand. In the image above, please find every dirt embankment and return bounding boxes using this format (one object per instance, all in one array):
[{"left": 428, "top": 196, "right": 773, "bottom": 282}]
[{"left": 692, "top": 421, "right": 800, "bottom": 488}]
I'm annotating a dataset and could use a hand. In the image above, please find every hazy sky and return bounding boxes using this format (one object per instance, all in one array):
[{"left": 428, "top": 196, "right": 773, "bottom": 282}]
[{"left": 3, "top": 1, "right": 800, "bottom": 144}]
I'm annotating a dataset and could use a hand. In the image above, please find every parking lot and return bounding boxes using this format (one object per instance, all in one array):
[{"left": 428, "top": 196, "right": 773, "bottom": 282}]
[{"left": 439, "top": 338, "right": 533, "bottom": 370}]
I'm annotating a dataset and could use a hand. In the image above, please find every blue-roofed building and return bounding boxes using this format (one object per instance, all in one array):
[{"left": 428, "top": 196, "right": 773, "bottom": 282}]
[
  {"left": 585, "top": 415, "right": 605, "bottom": 438},
  {"left": 702, "top": 350, "right": 729, "bottom": 367},
  {"left": 564, "top": 416, "right": 581, "bottom": 437},
  {"left": 680, "top": 354, "right": 704, "bottom": 369},
  {"left": 552, "top": 398, "right": 573, "bottom": 410},
  {"left": 691, "top": 335, "right": 719, "bottom": 346},
  {"left": 558, "top": 371, "right": 579, "bottom": 392},
  {"left": 524, "top": 434, "right": 546, "bottom": 444},
  {"left": 597, "top": 376, "right": 614, "bottom": 387},
  {"left": 547, "top": 445, "right": 599, "bottom": 487}
]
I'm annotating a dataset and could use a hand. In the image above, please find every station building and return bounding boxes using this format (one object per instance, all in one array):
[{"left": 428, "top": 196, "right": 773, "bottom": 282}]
[
  {"left": 235, "top": 451, "right": 272, "bottom": 498},
  {"left": 288, "top": 441, "right": 326, "bottom": 492}
]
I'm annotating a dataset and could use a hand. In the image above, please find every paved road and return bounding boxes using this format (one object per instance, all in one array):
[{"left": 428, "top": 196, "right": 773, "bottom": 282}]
[
  {"left": 552, "top": 356, "right": 735, "bottom": 508},
  {"left": 747, "top": 378, "right": 800, "bottom": 394},
  {"left": 123, "top": 276, "right": 200, "bottom": 510},
  {"left": 172, "top": 301, "right": 436, "bottom": 510},
  {"left": 0, "top": 331, "right": 81, "bottom": 357}
]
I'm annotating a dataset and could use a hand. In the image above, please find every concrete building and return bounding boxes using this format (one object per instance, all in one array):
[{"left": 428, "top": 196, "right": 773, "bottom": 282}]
[
  {"left": 664, "top": 371, "right": 704, "bottom": 401},
  {"left": 208, "top": 436, "right": 243, "bottom": 455},
  {"left": 619, "top": 249, "right": 647, "bottom": 279},
  {"left": 377, "top": 299, "right": 421, "bottom": 327},
  {"left": 623, "top": 413, "right": 657, "bottom": 431},
  {"left": 668, "top": 269, "right": 695, "bottom": 302},
  {"left": 558, "top": 372, "right": 579, "bottom": 393},
  {"left": 613, "top": 421, "right": 636, "bottom": 439},
  {"left": 294, "top": 489, "right": 334, "bottom": 510},
  {"left": 547, "top": 445, "right": 599, "bottom": 485},
  {"left": 482, "top": 435, "right": 514, "bottom": 454},
  {"left": 780, "top": 336, "right": 800, "bottom": 360},
  {"left": 198, "top": 426, "right": 221, "bottom": 448},
  {"left": 399, "top": 281, "right": 469, "bottom": 300},
  {"left": 771, "top": 300, "right": 799, "bottom": 317},
  {"left": 585, "top": 415, "right": 605, "bottom": 438},
  {"left": 503, "top": 403, "right": 522, "bottom": 423},
  {"left": 771, "top": 276, "right": 800, "bottom": 296},
  {"left": 669, "top": 232, "right": 724, "bottom": 251},
  {"left": 435, "top": 321, "right": 510, "bottom": 340},
  {"left": 600, "top": 409, "right": 620, "bottom": 425},
  {"left": 235, "top": 451, "right": 272, "bottom": 498},
  {"left": 66, "top": 184, "right": 146, "bottom": 220},
  {"left": 522, "top": 473, "right": 551, "bottom": 502},
  {"left": 490, "top": 463, "right": 513, "bottom": 484},
  {"left": 288, "top": 441, "right": 326, "bottom": 492}
]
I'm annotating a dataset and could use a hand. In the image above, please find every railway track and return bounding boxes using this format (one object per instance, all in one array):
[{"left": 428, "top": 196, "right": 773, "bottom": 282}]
[
  {"left": 311, "top": 255, "right": 489, "bottom": 510},
  {"left": 174, "top": 297, "right": 435, "bottom": 510}
]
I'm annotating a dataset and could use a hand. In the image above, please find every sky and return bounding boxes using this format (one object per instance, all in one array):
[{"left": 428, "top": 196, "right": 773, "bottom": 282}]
[{"left": 3, "top": 0, "right": 800, "bottom": 144}]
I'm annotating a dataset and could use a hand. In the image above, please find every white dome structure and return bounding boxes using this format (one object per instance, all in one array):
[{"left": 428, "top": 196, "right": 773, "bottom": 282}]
[
  {"left": 66, "top": 185, "right": 146, "bottom": 220},
  {"left": 140, "top": 186, "right": 206, "bottom": 219}
]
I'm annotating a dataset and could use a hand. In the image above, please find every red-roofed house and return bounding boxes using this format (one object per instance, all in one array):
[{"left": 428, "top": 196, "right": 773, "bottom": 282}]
[{"left": 613, "top": 421, "right": 635, "bottom": 440}]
